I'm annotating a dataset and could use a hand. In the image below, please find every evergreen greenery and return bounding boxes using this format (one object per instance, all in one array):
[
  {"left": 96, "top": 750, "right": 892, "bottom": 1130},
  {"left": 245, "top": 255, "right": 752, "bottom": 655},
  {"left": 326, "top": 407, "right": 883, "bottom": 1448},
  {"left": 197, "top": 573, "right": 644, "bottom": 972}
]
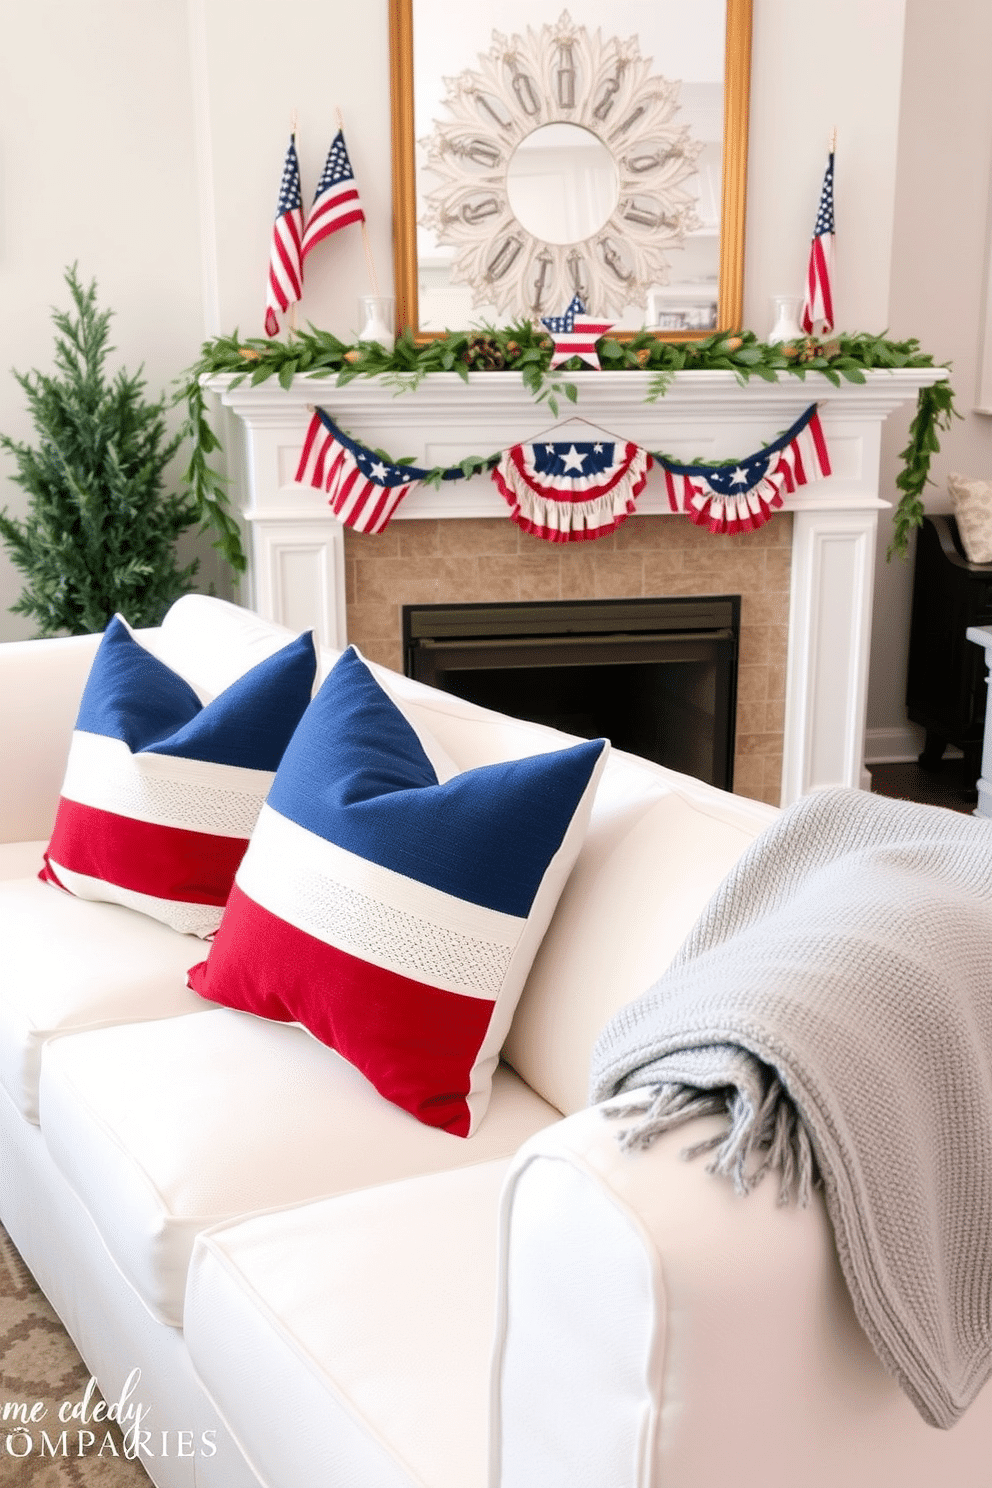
[
  {"left": 0, "top": 267, "right": 201, "bottom": 636},
  {"left": 180, "top": 322, "right": 955, "bottom": 562}
]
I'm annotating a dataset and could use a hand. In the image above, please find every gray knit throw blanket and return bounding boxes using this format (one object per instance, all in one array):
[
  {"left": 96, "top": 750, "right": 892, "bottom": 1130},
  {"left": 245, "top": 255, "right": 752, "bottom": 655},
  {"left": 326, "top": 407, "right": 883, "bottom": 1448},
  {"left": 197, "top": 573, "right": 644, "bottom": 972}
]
[{"left": 589, "top": 786, "right": 992, "bottom": 1429}]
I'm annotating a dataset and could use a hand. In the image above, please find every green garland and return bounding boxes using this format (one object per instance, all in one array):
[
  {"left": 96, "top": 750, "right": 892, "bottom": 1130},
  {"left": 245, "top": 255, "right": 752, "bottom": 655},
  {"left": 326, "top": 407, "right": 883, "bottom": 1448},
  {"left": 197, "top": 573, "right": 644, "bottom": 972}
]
[{"left": 175, "top": 324, "right": 956, "bottom": 575}]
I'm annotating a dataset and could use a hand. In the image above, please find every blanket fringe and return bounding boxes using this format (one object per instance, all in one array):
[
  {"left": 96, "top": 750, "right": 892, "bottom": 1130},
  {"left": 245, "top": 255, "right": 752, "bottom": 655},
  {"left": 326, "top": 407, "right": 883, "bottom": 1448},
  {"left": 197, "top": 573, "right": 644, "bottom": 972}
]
[{"left": 606, "top": 1077, "right": 815, "bottom": 1207}]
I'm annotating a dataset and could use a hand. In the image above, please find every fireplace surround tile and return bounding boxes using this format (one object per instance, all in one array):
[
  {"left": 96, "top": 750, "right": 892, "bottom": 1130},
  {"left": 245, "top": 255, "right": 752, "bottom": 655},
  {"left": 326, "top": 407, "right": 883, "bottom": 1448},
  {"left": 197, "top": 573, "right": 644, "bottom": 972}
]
[{"left": 344, "top": 513, "right": 794, "bottom": 806}]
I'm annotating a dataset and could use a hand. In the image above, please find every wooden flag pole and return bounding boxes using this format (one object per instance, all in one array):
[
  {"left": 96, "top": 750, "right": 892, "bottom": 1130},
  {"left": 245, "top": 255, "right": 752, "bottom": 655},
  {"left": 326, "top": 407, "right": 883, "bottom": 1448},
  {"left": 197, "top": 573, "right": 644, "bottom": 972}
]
[
  {"left": 830, "top": 125, "right": 837, "bottom": 155},
  {"left": 337, "top": 106, "right": 381, "bottom": 298}
]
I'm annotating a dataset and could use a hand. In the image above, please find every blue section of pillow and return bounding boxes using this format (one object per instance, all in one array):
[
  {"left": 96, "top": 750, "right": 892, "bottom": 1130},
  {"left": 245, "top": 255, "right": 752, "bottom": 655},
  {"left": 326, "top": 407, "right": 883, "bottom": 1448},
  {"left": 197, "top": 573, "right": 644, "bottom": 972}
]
[
  {"left": 76, "top": 617, "right": 201, "bottom": 750},
  {"left": 75, "top": 616, "right": 317, "bottom": 769},
  {"left": 266, "top": 646, "right": 607, "bottom": 918}
]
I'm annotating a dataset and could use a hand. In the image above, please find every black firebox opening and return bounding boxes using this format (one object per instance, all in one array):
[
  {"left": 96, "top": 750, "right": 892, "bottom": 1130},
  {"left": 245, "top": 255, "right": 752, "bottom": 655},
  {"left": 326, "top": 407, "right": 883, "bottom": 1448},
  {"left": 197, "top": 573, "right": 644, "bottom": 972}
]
[{"left": 402, "top": 596, "right": 739, "bottom": 791}]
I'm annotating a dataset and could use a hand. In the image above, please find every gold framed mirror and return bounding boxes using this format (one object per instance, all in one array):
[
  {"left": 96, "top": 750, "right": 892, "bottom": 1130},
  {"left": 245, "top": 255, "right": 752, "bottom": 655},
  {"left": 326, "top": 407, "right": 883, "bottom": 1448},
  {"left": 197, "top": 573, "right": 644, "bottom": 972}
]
[{"left": 389, "top": 0, "right": 752, "bottom": 341}]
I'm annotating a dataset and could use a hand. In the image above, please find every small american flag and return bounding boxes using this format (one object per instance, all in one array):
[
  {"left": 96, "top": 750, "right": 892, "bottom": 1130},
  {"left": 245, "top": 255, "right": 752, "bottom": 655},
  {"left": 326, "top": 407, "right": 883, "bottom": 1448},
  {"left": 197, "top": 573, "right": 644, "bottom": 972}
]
[
  {"left": 264, "top": 135, "right": 304, "bottom": 338},
  {"left": 301, "top": 130, "right": 365, "bottom": 263},
  {"left": 540, "top": 296, "right": 613, "bottom": 370},
  {"left": 801, "top": 152, "right": 835, "bottom": 334}
]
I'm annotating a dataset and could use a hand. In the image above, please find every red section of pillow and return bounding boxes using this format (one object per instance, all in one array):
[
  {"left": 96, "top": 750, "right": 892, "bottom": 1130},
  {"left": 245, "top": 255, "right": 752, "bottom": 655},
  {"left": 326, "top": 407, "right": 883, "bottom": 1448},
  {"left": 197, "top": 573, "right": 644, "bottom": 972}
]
[
  {"left": 189, "top": 885, "right": 496, "bottom": 1135},
  {"left": 43, "top": 798, "right": 249, "bottom": 906}
]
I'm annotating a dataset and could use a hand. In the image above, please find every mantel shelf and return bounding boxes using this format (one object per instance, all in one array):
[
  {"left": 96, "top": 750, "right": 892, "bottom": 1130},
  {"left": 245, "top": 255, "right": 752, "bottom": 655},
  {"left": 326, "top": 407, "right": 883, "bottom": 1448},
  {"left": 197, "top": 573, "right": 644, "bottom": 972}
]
[{"left": 207, "top": 366, "right": 945, "bottom": 431}]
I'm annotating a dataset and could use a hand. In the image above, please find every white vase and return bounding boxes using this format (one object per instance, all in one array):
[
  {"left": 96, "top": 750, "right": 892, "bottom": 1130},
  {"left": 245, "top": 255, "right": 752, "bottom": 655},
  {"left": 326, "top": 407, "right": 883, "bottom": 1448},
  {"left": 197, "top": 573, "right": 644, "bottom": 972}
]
[
  {"left": 357, "top": 295, "right": 395, "bottom": 352},
  {"left": 767, "top": 294, "right": 804, "bottom": 344}
]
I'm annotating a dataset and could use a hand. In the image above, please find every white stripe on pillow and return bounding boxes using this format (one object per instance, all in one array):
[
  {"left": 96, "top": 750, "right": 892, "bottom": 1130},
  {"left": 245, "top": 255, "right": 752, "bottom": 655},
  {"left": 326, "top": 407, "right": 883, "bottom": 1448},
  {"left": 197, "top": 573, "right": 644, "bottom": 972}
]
[
  {"left": 237, "top": 805, "right": 524, "bottom": 998},
  {"left": 60, "top": 732, "right": 275, "bottom": 838}
]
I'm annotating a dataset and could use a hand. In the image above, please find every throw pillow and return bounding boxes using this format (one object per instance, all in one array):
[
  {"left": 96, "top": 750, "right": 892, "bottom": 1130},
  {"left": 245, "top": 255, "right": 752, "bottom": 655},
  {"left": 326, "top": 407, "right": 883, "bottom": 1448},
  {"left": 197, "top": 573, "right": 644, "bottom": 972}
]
[
  {"left": 947, "top": 473, "right": 992, "bottom": 564},
  {"left": 187, "top": 647, "right": 609, "bottom": 1136},
  {"left": 41, "top": 615, "right": 317, "bottom": 936}
]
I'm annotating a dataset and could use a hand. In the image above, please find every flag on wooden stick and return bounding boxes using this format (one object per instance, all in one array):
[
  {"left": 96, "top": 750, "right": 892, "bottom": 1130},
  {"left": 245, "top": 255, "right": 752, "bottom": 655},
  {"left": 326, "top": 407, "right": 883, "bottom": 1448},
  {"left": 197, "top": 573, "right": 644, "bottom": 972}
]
[
  {"left": 301, "top": 129, "right": 365, "bottom": 264},
  {"left": 801, "top": 150, "right": 835, "bottom": 334},
  {"left": 264, "top": 135, "right": 305, "bottom": 338}
]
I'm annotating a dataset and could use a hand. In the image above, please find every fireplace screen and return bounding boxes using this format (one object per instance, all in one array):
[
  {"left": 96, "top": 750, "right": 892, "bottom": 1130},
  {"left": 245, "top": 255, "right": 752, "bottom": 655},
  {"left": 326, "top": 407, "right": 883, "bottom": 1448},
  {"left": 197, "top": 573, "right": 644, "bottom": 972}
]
[{"left": 403, "top": 596, "right": 739, "bottom": 790}]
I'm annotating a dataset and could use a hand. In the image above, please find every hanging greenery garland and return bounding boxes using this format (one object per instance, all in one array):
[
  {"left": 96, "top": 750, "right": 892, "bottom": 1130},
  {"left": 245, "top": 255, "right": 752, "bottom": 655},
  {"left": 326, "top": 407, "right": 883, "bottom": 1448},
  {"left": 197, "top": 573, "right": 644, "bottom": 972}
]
[{"left": 175, "top": 324, "right": 956, "bottom": 575}]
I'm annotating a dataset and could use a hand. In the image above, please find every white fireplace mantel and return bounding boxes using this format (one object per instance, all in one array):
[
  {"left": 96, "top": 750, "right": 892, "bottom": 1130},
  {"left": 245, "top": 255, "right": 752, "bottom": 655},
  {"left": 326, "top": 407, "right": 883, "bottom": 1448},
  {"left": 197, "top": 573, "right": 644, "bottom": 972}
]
[{"left": 207, "top": 367, "right": 945, "bottom": 806}]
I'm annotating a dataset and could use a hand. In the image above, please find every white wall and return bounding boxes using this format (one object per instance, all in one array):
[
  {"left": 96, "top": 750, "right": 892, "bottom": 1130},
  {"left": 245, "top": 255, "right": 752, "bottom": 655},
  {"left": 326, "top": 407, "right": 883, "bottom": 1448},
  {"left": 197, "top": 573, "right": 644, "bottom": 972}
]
[
  {"left": 0, "top": 0, "right": 958, "bottom": 765},
  {"left": 866, "top": 0, "right": 992, "bottom": 760},
  {"left": 0, "top": 0, "right": 214, "bottom": 638}
]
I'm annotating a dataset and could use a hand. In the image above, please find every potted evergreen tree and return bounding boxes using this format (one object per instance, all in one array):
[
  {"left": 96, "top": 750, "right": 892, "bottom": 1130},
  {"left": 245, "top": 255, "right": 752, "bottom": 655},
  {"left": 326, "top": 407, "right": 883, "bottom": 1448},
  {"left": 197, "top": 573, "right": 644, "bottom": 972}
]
[{"left": 0, "top": 266, "right": 201, "bottom": 636}]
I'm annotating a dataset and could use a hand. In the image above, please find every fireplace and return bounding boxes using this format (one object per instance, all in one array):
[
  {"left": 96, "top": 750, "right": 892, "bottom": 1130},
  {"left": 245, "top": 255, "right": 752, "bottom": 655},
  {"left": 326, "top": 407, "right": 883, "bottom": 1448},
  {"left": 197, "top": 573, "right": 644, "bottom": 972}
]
[{"left": 403, "top": 596, "right": 739, "bottom": 790}]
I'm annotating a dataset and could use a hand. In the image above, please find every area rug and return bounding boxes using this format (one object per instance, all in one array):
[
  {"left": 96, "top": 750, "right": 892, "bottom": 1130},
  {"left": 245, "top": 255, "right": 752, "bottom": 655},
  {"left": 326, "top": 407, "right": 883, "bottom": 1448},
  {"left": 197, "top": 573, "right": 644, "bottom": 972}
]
[{"left": 0, "top": 1223, "right": 149, "bottom": 1485}]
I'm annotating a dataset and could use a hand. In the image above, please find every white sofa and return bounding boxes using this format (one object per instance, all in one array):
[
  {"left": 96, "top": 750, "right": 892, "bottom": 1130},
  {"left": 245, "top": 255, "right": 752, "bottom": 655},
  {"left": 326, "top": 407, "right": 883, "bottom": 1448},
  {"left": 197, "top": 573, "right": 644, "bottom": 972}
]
[{"left": 1, "top": 593, "right": 990, "bottom": 1488}]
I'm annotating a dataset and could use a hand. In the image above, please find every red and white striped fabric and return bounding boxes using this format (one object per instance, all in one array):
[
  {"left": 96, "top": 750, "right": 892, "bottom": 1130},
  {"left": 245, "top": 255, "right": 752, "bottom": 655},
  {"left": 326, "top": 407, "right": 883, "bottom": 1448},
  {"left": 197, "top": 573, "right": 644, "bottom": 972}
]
[
  {"left": 294, "top": 409, "right": 422, "bottom": 533},
  {"left": 492, "top": 434, "right": 653, "bottom": 542},
  {"left": 658, "top": 404, "right": 831, "bottom": 535}
]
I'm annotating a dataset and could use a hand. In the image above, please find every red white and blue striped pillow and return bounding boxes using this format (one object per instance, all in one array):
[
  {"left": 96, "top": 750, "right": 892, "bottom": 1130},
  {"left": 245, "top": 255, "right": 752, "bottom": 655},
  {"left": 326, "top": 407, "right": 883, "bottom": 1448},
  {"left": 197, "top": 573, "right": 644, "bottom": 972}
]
[
  {"left": 41, "top": 615, "right": 317, "bottom": 936},
  {"left": 188, "top": 648, "right": 609, "bottom": 1135}
]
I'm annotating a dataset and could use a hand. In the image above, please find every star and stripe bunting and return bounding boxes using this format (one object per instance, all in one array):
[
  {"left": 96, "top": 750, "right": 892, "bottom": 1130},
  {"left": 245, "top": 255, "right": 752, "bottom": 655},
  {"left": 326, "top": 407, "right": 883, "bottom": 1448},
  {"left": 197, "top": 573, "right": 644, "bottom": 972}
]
[
  {"left": 659, "top": 404, "right": 831, "bottom": 534},
  {"left": 264, "top": 135, "right": 305, "bottom": 338},
  {"left": 294, "top": 408, "right": 452, "bottom": 533},
  {"left": 293, "top": 405, "right": 831, "bottom": 540},
  {"left": 492, "top": 433, "right": 653, "bottom": 542},
  {"left": 540, "top": 296, "right": 614, "bottom": 369}
]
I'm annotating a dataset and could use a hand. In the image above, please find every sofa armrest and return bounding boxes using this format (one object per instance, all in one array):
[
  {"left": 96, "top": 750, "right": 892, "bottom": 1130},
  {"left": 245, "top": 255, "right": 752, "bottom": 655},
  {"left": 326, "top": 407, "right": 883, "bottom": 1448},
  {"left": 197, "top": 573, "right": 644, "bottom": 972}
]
[
  {"left": 490, "top": 1098, "right": 992, "bottom": 1487},
  {"left": 0, "top": 632, "right": 100, "bottom": 843}
]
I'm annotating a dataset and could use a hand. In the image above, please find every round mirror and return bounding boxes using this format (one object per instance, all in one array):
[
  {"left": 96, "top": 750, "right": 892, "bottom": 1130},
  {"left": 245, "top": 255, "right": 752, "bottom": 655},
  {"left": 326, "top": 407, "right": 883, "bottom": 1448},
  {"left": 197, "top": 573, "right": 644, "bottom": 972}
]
[{"left": 506, "top": 123, "right": 619, "bottom": 246}]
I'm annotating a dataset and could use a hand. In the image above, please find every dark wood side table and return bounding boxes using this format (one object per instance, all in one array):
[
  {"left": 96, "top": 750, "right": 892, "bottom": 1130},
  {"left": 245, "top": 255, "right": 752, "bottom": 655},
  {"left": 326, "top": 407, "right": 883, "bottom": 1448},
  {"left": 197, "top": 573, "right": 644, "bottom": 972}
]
[{"left": 906, "top": 514, "right": 992, "bottom": 773}]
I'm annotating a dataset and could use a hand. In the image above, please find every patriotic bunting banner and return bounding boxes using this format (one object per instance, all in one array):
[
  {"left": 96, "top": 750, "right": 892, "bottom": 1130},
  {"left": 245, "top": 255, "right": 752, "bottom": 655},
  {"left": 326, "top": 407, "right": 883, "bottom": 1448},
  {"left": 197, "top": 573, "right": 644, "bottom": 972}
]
[
  {"left": 294, "top": 405, "right": 831, "bottom": 540},
  {"left": 492, "top": 434, "right": 652, "bottom": 543},
  {"left": 294, "top": 409, "right": 434, "bottom": 533},
  {"left": 659, "top": 404, "right": 831, "bottom": 535}
]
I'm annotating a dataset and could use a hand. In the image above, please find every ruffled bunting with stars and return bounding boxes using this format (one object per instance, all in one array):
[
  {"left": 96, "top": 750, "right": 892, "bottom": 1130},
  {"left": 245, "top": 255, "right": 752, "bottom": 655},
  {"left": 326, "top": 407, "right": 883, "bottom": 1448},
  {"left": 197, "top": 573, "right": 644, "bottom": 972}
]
[
  {"left": 659, "top": 403, "right": 831, "bottom": 535},
  {"left": 491, "top": 424, "right": 652, "bottom": 542},
  {"left": 295, "top": 404, "right": 831, "bottom": 541}
]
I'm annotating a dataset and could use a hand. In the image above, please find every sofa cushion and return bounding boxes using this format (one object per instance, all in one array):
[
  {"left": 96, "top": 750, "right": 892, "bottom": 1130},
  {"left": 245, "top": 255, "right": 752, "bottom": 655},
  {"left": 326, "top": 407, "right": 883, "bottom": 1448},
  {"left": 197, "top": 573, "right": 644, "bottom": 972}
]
[
  {"left": 37, "top": 1008, "right": 560, "bottom": 1327},
  {"left": 0, "top": 841, "right": 46, "bottom": 880},
  {"left": 188, "top": 648, "right": 608, "bottom": 1136},
  {"left": 40, "top": 615, "right": 317, "bottom": 937},
  {"left": 0, "top": 876, "right": 209, "bottom": 1123},
  {"left": 185, "top": 1162, "right": 509, "bottom": 1488}
]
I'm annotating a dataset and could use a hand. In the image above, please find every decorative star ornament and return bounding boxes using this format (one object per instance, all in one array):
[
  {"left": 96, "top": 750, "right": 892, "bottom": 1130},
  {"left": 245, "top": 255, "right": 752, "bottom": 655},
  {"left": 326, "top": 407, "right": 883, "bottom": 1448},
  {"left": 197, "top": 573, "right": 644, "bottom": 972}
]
[{"left": 540, "top": 296, "right": 614, "bottom": 370}]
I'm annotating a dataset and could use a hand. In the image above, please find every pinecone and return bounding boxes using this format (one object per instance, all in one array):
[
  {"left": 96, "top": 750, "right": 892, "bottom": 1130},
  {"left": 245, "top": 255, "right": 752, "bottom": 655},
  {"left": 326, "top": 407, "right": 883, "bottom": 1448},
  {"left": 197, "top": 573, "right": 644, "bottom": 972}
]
[
  {"left": 797, "top": 337, "right": 821, "bottom": 363},
  {"left": 461, "top": 335, "right": 506, "bottom": 370}
]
